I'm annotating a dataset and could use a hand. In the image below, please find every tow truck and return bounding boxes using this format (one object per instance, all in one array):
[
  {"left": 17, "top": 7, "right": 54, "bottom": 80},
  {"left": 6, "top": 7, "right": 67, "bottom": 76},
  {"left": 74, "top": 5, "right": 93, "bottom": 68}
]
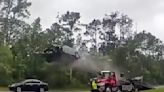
[
  {"left": 90, "top": 71, "right": 153, "bottom": 92},
  {"left": 90, "top": 71, "right": 135, "bottom": 92},
  {"left": 97, "top": 71, "right": 119, "bottom": 92}
]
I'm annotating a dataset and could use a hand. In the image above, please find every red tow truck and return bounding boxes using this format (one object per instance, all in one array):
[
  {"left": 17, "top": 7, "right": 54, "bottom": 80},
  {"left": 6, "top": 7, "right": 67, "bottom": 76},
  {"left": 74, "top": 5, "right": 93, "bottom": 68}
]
[{"left": 90, "top": 71, "right": 135, "bottom": 92}]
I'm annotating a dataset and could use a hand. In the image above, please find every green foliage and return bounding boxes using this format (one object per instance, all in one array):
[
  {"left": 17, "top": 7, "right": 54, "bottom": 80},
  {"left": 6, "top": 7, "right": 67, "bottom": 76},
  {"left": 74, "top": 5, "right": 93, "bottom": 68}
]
[
  {"left": 0, "top": 0, "right": 31, "bottom": 45},
  {"left": 0, "top": 46, "right": 13, "bottom": 86},
  {"left": 0, "top": 46, "right": 13, "bottom": 63},
  {"left": 110, "top": 31, "right": 164, "bottom": 84},
  {"left": 143, "top": 88, "right": 164, "bottom": 92},
  {"left": 0, "top": 1, "right": 164, "bottom": 88}
]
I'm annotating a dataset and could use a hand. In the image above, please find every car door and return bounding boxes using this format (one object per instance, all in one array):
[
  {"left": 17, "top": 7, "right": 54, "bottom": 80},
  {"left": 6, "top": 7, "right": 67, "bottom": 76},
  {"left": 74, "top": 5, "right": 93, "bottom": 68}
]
[
  {"left": 21, "top": 79, "right": 41, "bottom": 91},
  {"left": 30, "top": 81, "right": 41, "bottom": 91},
  {"left": 23, "top": 81, "right": 34, "bottom": 91}
]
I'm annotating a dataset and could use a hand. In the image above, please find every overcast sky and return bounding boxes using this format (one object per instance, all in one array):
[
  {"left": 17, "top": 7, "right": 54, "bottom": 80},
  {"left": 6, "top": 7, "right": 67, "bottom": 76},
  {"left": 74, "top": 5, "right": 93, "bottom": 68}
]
[{"left": 28, "top": 0, "right": 164, "bottom": 41}]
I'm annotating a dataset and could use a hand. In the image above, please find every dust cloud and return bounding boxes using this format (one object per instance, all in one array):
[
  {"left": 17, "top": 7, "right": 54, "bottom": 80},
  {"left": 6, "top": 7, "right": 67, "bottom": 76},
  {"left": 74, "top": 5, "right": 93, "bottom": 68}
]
[{"left": 71, "top": 54, "right": 121, "bottom": 78}]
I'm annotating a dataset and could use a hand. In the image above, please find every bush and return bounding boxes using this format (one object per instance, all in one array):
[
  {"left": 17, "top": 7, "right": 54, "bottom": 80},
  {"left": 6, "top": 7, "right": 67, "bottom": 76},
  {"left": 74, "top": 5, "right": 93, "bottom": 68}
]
[{"left": 0, "top": 46, "right": 13, "bottom": 86}]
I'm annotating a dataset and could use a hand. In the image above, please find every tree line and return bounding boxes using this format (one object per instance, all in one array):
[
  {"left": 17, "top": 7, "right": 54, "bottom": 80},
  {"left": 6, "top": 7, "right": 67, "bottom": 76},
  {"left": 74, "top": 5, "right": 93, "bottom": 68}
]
[{"left": 0, "top": 0, "right": 164, "bottom": 88}]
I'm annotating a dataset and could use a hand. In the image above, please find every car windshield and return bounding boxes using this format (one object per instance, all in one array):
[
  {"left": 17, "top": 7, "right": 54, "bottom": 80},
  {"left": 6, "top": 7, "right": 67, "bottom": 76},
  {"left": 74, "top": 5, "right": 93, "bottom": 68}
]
[{"left": 102, "top": 72, "right": 112, "bottom": 78}]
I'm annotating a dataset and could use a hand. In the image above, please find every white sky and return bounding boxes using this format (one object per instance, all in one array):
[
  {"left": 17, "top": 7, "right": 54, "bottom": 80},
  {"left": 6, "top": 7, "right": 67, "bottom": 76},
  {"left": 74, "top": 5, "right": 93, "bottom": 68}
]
[{"left": 28, "top": 0, "right": 164, "bottom": 41}]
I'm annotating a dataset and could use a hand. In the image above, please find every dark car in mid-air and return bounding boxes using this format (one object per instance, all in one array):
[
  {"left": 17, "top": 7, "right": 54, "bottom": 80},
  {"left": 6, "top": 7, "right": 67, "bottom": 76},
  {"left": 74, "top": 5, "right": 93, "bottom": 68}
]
[{"left": 8, "top": 79, "right": 48, "bottom": 92}]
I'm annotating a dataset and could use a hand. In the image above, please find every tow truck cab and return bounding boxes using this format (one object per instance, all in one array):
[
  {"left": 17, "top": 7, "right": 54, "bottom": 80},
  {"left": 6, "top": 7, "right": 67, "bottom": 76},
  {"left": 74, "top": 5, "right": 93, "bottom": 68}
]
[{"left": 99, "top": 71, "right": 117, "bottom": 87}]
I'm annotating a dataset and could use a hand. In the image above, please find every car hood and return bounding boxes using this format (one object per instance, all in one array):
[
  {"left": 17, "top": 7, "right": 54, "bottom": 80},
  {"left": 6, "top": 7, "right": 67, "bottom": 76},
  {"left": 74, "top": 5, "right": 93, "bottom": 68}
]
[{"left": 9, "top": 83, "right": 22, "bottom": 87}]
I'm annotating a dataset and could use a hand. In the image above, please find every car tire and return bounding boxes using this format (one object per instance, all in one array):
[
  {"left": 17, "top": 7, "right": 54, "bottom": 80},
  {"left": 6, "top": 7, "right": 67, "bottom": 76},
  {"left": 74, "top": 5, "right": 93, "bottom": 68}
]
[
  {"left": 16, "top": 87, "right": 21, "bottom": 92},
  {"left": 40, "top": 88, "right": 45, "bottom": 92}
]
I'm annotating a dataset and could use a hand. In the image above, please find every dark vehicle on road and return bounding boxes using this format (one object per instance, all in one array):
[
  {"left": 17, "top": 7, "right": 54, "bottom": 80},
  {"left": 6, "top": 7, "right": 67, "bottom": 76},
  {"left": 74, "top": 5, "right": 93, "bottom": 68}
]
[
  {"left": 118, "top": 75, "right": 154, "bottom": 92},
  {"left": 8, "top": 79, "right": 48, "bottom": 92}
]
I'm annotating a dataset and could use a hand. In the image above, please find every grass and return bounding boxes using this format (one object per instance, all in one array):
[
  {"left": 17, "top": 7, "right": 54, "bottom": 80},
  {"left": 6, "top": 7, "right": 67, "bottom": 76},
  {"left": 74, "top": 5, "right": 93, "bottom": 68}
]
[
  {"left": 48, "top": 90, "right": 90, "bottom": 92},
  {"left": 0, "top": 87, "right": 8, "bottom": 91},
  {"left": 0, "top": 87, "right": 164, "bottom": 92},
  {"left": 49, "top": 88, "right": 164, "bottom": 92},
  {"left": 49, "top": 89, "right": 164, "bottom": 92},
  {"left": 142, "top": 88, "right": 164, "bottom": 92},
  {"left": 0, "top": 87, "right": 89, "bottom": 92}
]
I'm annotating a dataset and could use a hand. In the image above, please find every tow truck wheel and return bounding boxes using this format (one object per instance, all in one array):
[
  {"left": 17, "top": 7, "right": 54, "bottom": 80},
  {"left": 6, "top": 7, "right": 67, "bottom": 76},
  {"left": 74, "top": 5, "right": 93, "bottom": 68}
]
[
  {"left": 117, "top": 89, "right": 121, "bottom": 92},
  {"left": 134, "top": 88, "right": 138, "bottom": 92},
  {"left": 130, "top": 84, "right": 138, "bottom": 92},
  {"left": 106, "top": 87, "right": 111, "bottom": 92}
]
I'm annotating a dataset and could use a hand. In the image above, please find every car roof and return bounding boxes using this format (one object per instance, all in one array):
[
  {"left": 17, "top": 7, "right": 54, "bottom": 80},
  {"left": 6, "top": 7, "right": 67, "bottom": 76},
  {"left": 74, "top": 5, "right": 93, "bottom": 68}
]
[
  {"left": 24, "top": 79, "right": 41, "bottom": 82},
  {"left": 101, "top": 71, "right": 111, "bottom": 73}
]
